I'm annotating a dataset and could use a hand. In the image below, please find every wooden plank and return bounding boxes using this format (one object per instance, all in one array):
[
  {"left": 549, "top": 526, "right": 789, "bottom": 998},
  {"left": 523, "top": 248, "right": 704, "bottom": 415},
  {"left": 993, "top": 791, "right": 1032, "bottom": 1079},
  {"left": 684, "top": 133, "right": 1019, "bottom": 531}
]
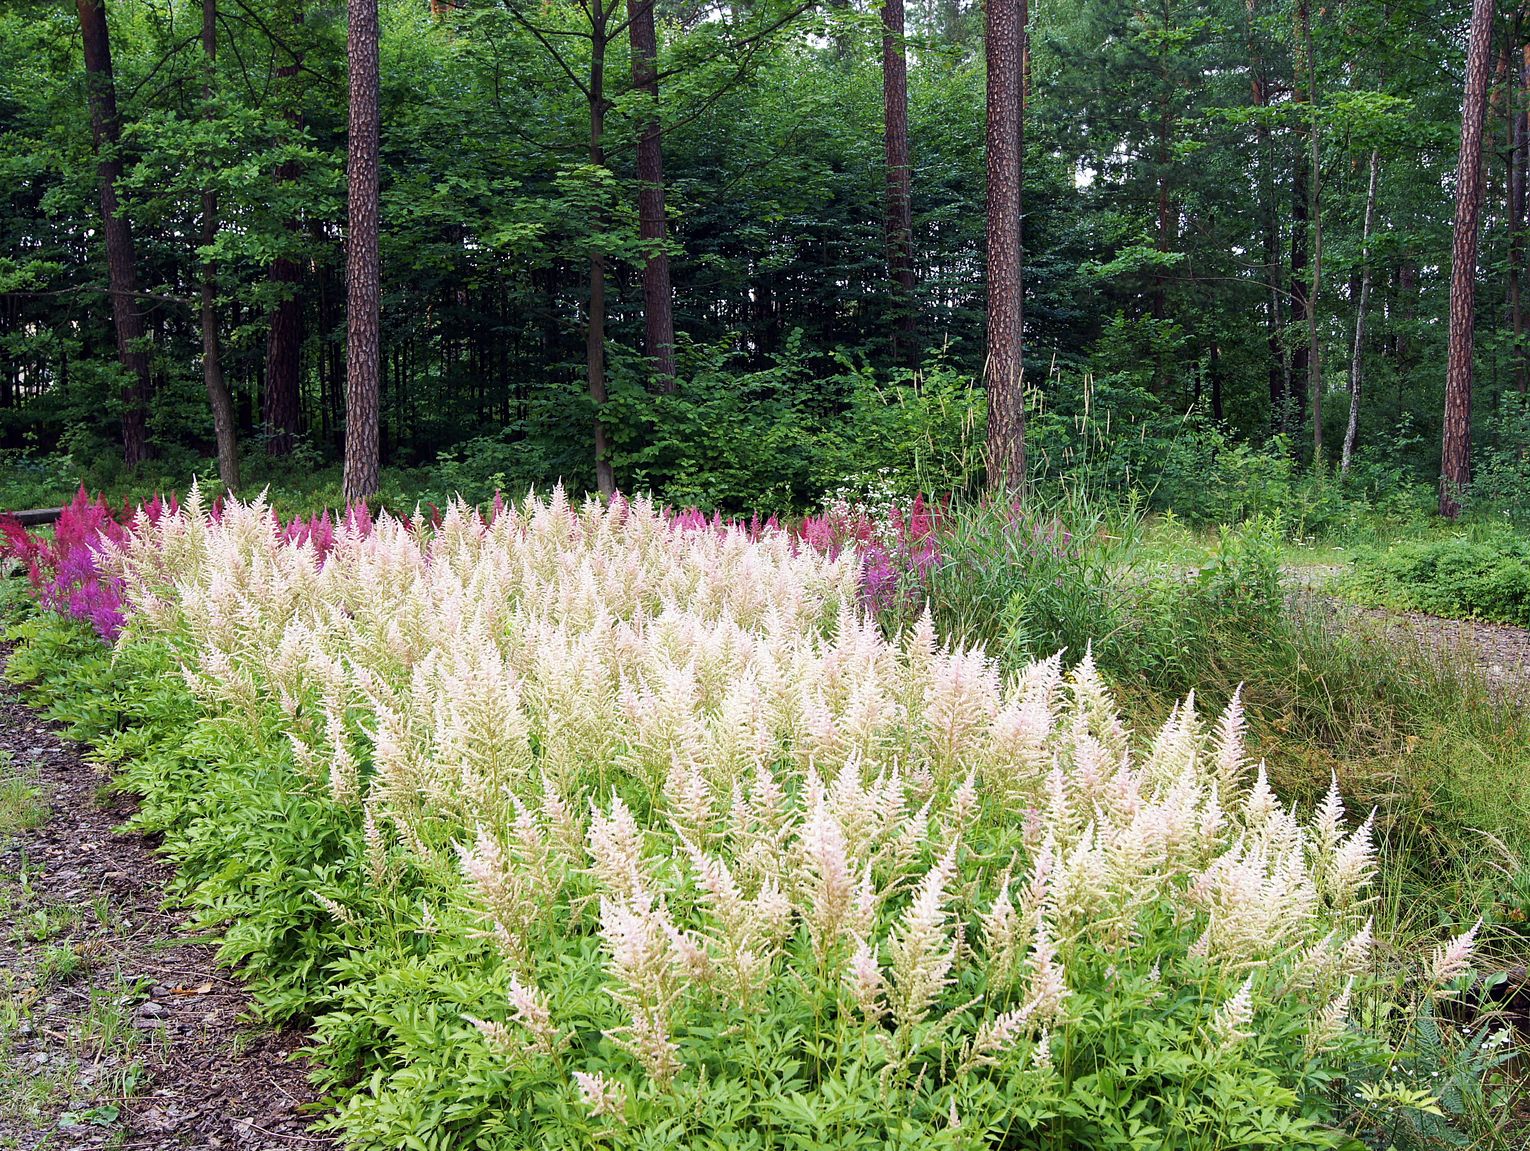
[{"left": 3, "top": 508, "right": 63, "bottom": 527}]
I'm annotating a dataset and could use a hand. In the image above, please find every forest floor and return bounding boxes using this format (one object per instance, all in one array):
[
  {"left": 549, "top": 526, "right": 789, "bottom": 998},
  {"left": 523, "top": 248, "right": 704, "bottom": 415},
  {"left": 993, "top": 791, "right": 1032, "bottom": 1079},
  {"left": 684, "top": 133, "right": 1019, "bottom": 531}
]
[{"left": 0, "top": 645, "right": 331, "bottom": 1151}]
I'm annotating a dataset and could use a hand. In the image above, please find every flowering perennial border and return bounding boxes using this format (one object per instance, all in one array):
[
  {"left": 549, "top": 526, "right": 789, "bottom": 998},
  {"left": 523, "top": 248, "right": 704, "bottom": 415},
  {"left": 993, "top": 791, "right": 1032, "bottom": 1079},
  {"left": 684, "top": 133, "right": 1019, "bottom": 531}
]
[{"left": 3, "top": 486, "right": 1485, "bottom": 1145}]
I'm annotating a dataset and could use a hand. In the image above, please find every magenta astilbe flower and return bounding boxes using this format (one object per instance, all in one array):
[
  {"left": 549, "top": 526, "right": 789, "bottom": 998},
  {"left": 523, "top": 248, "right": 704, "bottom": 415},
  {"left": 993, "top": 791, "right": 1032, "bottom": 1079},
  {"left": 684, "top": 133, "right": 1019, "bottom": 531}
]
[
  {"left": 0, "top": 487, "right": 136, "bottom": 641},
  {"left": 278, "top": 509, "right": 338, "bottom": 558},
  {"left": 793, "top": 493, "right": 943, "bottom": 614}
]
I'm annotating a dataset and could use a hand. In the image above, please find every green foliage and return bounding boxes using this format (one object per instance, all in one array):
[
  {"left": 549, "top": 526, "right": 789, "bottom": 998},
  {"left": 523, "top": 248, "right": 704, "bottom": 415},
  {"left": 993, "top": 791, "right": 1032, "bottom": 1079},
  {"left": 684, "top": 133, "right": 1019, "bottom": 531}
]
[
  {"left": 1469, "top": 398, "right": 1530, "bottom": 527},
  {"left": 1344, "top": 538, "right": 1530, "bottom": 626},
  {"left": 1350, "top": 1002, "right": 1519, "bottom": 1150},
  {"left": 603, "top": 345, "right": 984, "bottom": 513}
]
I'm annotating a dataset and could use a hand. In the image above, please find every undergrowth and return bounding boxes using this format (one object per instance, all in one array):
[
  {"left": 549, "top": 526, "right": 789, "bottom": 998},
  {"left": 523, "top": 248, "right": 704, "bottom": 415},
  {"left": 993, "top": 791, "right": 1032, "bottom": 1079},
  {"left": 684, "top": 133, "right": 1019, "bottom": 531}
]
[{"left": 1343, "top": 539, "right": 1530, "bottom": 628}]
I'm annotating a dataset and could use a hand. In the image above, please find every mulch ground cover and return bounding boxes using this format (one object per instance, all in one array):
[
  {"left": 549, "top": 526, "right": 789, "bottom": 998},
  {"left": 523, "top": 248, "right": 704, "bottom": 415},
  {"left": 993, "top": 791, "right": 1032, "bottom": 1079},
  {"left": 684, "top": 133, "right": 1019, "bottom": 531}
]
[{"left": 0, "top": 642, "right": 332, "bottom": 1151}]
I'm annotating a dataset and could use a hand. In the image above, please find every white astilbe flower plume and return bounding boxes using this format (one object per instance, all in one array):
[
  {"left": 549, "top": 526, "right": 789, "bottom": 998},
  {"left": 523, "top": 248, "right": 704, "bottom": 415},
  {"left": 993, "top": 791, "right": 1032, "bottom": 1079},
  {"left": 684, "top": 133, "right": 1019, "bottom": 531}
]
[
  {"left": 1211, "top": 687, "right": 1248, "bottom": 793},
  {"left": 1311, "top": 773, "right": 1346, "bottom": 857},
  {"left": 1429, "top": 919, "right": 1483, "bottom": 990},
  {"left": 958, "top": 1002, "right": 1038, "bottom": 1072},
  {"left": 797, "top": 793, "right": 857, "bottom": 963},
  {"left": 887, "top": 841, "right": 959, "bottom": 1031},
  {"left": 1326, "top": 811, "right": 1376, "bottom": 907},
  {"left": 587, "top": 794, "right": 648, "bottom": 903},
  {"left": 844, "top": 936, "right": 887, "bottom": 1022},
  {"left": 598, "top": 894, "right": 684, "bottom": 1085},
  {"left": 506, "top": 974, "right": 562, "bottom": 1054},
  {"left": 1306, "top": 976, "right": 1355, "bottom": 1054},
  {"left": 1211, "top": 974, "right": 1256, "bottom": 1045},
  {"left": 1339, "top": 918, "right": 1374, "bottom": 976},
  {"left": 979, "top": 872, "right": 1022, "bottom": 991},
  {"left": 572, "top": 1071, "right": 628, "bottom": 1123}
]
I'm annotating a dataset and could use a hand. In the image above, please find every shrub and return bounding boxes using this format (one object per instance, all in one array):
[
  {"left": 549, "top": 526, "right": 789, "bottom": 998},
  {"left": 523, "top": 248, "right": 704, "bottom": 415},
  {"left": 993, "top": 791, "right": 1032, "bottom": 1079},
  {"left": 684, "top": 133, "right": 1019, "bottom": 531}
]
[{"left": 1343, "top": 538, "right": 1530, "bottom": 627}]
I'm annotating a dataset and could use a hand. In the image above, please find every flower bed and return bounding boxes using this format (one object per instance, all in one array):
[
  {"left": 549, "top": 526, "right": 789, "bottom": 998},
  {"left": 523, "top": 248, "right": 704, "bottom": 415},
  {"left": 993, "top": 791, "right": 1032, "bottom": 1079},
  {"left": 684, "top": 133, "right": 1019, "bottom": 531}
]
[{"left": 0, "top": 487, "right": 1484, "bottom": 1148}]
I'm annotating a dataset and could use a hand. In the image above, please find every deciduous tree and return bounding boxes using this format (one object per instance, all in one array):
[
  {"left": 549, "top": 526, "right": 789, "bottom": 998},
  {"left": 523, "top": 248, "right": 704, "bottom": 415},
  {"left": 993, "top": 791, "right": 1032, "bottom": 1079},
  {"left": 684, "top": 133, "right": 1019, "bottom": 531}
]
[{"left": 75, "top": 0, "right": 150, "bottom": 469}]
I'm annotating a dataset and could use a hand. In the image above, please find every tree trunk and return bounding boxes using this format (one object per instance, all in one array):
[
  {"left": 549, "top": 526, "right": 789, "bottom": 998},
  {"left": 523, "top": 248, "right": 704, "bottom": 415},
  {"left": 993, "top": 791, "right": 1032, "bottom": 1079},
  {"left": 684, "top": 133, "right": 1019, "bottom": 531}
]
[
  {"left": 342, "top": 0, "right": 381, "bottom": 504},
  {"left": 1298, "top": 0, "right": 1323, "bottom": 462},
  {"left": 200, "top": 0, "right": 239, "bottom": 492},
  {"left": 1210, "top": 342, "right": 1224, "bottom": 422},
  {"left": 1154, "top": 97, "right": 1171, "bottom": 352},
  {"left": 628, "top": 0, "right": 677, "bottom": 391},
  {"left": 1341, "top": 149, "right": 1379, "bottom": 478},
  {"left": 882, "top": 0, "right": 917, "bottom": 363},
  {"left": 1289, "top": 137, "right": 1310, "bottom": 442},
  {"left": 588, "top": 8, "right": 616, "bottom": 497},
  {"left": 1512, "top": 39, "right": 1529, "bottom": 396},
  {"left": 75, "top": 0, "right": 150, "bottom": 468},
  {"left": 984, "top": 0, "right": 1024, "bottom": 490},
  {"left": 1441, "top": 0, "right": 1496, "bottom": 519},
  {"left": 263, "top": 3, "right": 304, "bottom": 456}
]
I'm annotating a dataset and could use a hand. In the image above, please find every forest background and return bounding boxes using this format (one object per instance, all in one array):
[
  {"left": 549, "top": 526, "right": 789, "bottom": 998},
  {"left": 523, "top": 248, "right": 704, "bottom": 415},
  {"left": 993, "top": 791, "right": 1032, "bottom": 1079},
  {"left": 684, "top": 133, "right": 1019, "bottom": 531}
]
[{"left": 4, "top": 0, "right": 1530, "bottom": 529}]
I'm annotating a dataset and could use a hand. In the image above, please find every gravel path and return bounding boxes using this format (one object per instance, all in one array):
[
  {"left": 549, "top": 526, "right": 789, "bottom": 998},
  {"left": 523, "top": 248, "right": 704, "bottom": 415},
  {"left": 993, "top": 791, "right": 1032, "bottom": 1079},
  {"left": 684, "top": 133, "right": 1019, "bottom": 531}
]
[
  {"left": 1286, "top": 565, "right": 1530, "bottom": 695},
  {"left": 0, "top": 647, "right": 333, "bottom": 1151}
]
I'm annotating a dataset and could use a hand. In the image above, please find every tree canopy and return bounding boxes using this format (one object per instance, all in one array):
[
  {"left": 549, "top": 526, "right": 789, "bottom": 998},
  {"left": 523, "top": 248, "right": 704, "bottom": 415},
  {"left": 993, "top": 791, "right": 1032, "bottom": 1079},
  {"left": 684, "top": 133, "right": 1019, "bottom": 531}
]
[{"left": 1, "top": 0, "right": 1526, "bottom": 512}]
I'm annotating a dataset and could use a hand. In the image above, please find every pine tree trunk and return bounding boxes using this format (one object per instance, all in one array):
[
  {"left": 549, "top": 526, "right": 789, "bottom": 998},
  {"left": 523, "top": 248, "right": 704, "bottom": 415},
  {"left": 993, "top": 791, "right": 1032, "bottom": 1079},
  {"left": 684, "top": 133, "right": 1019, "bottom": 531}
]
[
  {"left": 1441, "top": 0, "right": 1495, "bottom": 518},
  {"left": 1512, "top": 39, "right": 1528, "bottom": 397},
  {"left": 342, "top": 0, "right": 381, "bottom": 504},
  {"left": 263, "top": 2, "right": 304, "bottom": 456},
  {"left": 628, "top": 0, "right": 677, "bottom": 391},
  {"left": 984, "top": 0, "right": 1024, "bottom": 491},
  {"left": 1341, "top": 149, "right": 1378, "bottom": 478},
  {"left": 200, "top": 0, "right": 239, "bottom": 492},
  {"left": 75, "top": 0, "right": 151, "bottom": 469},
  {"left": 588, "top": 9, "right": 616, "bottom": 497},
  {"left": 882, "top": 0, "right": 917, "bottom": 363},
  {"left": 1298, "top": 0, "right": 1322, "bottom": 462}
]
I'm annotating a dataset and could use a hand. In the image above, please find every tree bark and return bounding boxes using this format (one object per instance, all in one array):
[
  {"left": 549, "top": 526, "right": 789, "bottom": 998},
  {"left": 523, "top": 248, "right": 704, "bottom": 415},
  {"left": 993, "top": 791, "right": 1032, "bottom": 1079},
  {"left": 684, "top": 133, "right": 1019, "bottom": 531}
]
[
  {"left": 588, "top": 3, "right": 616, "bottom": 497},
  {"left": 984, "top": 0, "right": 1024, "bottom": 490},
  {"left": 263, "top": 2, "right": 304, "bottom": 456},
  {"left": 628, "top": 0, "right": 677, "bottom": 391},
  {"left": 882, "top": 0, "right": 917, "bottom": 363},
  {"left": 1298, "top": 0, "right": 1323, "bottom": 462},
  {"left": 1441, "top": 0, "right": 1496, "bottom": 518},
  {"left": 75, "top": 0, "right": 151, "bottom": 468},
  {"left": 1341, "top": 149, "right": 1378, "bottom": 478},
  {"left": 200, "top": 0, "right": 239, "bottom": 492},
  {"left": 342, "top": 0, "right": 381, "bottom": 504},
  {"left": 1512, "top": 38, "right": 1529, "bottom": 396}
]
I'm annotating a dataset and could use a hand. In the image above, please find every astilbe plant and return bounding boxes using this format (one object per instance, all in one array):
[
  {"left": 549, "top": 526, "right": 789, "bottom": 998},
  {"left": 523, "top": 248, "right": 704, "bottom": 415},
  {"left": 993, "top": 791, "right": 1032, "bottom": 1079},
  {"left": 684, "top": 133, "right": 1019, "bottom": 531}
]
[
  {"left": 0, "top": 487, "right": 166, "bottom": 640},
  {"left": 82, "top": 485, "right": 1480, "bottom": 1148},
  {"left": 0, "top": 489, "right": 376, "bottom": 641},
  {"left": 798, "top": 490, "right": 942, "bottom": 614}
]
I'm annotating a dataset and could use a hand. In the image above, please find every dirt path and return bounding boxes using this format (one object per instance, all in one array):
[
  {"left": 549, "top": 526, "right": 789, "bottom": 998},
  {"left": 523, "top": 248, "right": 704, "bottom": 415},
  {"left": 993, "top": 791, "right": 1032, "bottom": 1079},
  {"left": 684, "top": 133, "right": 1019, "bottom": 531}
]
[
  {"left": 0, "top": 649, "right": 333, "bottom": 1151},
  {"left": 1286, "top": 565, "right": 1530, "bottom": 695}
]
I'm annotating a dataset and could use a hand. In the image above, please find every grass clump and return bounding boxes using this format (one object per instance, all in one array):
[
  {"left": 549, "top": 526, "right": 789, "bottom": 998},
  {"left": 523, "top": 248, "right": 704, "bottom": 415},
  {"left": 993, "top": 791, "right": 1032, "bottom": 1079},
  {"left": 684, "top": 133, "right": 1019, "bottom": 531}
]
[{"left": 0, "top": 755, "right": 47, "bottom": 839}]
